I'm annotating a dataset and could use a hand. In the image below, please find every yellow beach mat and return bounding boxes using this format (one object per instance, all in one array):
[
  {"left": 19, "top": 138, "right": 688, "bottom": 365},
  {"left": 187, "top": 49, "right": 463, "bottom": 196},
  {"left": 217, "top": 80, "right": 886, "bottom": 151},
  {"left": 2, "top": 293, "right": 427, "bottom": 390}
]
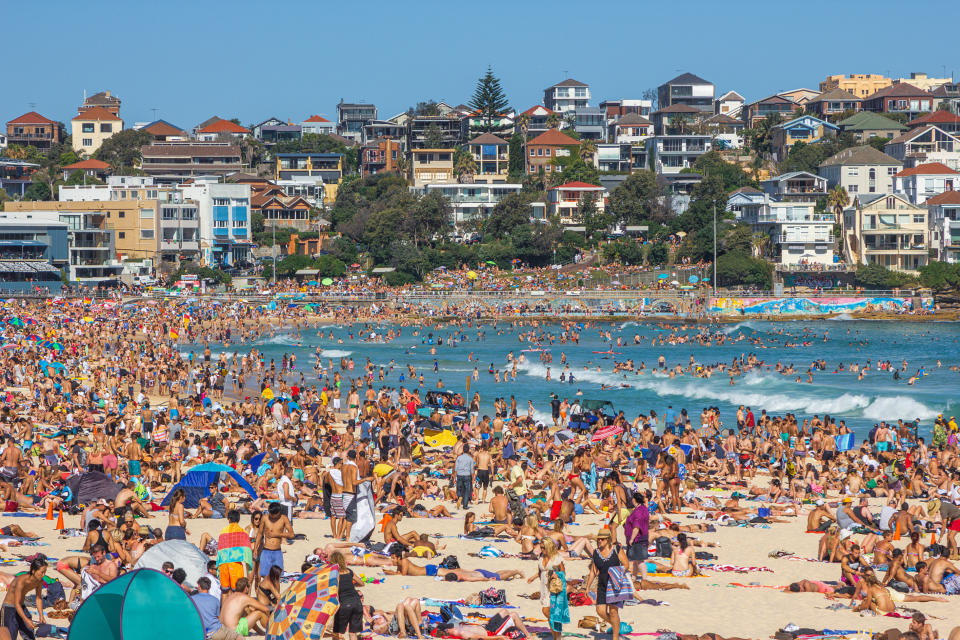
[{"left": 424, "top": 430, "right": 457, "bottom": 448}]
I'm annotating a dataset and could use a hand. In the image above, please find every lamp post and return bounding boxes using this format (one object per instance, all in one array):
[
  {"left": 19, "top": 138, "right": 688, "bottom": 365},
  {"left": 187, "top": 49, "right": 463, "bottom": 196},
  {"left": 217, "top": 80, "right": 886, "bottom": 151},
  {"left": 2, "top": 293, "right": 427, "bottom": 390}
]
[{"left": 713, "top": 201, "right": 717, "bottom": 296}]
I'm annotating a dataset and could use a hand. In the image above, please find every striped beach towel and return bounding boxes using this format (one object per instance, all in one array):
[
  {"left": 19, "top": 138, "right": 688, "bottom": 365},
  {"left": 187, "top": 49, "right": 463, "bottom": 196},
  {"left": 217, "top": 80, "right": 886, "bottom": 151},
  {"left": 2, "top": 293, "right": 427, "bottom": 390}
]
[{"left": 216, "top": 523, "right": 253, "bottom": 569}]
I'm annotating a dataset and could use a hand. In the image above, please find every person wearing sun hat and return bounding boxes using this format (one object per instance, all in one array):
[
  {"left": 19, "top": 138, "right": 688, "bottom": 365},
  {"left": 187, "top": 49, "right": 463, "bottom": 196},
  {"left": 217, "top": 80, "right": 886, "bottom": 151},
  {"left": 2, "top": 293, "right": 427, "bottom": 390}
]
[{"left": 927, "top": 498, "right": 960, "bottom": 557}]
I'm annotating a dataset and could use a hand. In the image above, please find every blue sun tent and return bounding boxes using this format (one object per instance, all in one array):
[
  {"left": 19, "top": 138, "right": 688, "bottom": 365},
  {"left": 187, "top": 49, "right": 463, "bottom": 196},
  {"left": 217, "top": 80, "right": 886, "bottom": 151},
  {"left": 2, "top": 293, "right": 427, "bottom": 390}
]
[{"left": 160, "top": 463, "right": 258, "bottom": 509}]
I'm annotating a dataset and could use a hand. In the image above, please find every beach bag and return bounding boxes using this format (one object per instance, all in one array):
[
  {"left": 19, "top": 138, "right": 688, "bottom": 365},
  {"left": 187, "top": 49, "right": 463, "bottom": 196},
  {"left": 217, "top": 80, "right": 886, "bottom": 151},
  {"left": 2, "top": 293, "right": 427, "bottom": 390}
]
[
  {"left": 548, "top": 570, "right": 563, "bottom": 595},
  {"left": 439, "top": 604, "right": 464, "bottom": 623},
  {"left": 439, "top": 555, "right": 460, "bottom": 569},
  {"left": 655, "top": 536, "right": 672, "bottom": 557},
  {"left": 578, "top": 616, "right": 601, "bottom": 630},
  {"left": 479, "top": 588, "right": 506, "bottom": 606},
  {"left": 605, "top": 566, "right": 634, "bottom": 603}
]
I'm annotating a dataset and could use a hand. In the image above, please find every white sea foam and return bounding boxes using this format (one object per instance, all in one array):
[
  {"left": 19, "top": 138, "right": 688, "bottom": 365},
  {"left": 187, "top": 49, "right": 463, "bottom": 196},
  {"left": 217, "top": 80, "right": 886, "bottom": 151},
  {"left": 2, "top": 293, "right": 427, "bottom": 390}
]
[
  {"left": 862, "top": 396, "right": 939, "bottom": 421},
  {"left": 828, "top": 313, "right": 855, "bottom": 321},
  {"left": 319, "top": 349, "right": 353, "bottom": 358},
  {"left": 517, "top": 360, "right": 932, "bottom": 417}
]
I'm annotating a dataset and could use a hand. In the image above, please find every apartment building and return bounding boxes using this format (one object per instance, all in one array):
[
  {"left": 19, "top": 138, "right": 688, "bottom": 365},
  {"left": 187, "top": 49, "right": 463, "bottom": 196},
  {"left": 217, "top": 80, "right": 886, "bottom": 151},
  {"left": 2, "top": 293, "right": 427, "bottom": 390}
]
[
  {"left": 525, "top": 129, "right": 580, "bottom": 175},
  {"left": 842, "top": 193, "right": 929, "bottom": 272},
  {"left": 0, "top": 218, "right": 67, "bottom": 293},
  {"left": 926, "top": 190, "right": 960, "bottom": 262},
  {"left": 140, "top": 142, "right": 243, "bottom": 181},
  {"left": 547, "top": 182, "right": 608, "bottom": 225},
  {"left": 423, "top": 183, "right": 521, "bottom": 226},
  {"left": 657, "top": 73, "right": 715, "bottom": 114},
  {"left": 410, "top": 149, "right": 454, "bottom": 187},
  {"left": 300, "top": 115, "right": 335, "bottom": 136},
  {"left": 180, "top": 179, "right": 252, "bottom": 268},
  {"left": 739, "top": 195, "right": 836, "bottom": 266},
  {"left": 862, "top": 83, "right": 935, "bottom": 117},
  {"left": 771, "top": 115, "right": 838, "bottom": 162},
  {"left": 274, "top": 153, "right": 343, "bottom": 203},
  {"left": 543, "top": 79, "right": 590, "bottom": 115},
  {"left": 337, "top": 101, "right": 377, "bottom": 142},
  {"left": 71, "top": 107, "right": 122, "bottom": 155},
  {"left": 761, "top": 171, "right": 828, "bottom": 203},
  {"left": 359, "top": 138, "right": 403, "bottom": 178},
  {"left": 647, "top": 135, "right": 712, "bottom": 174},
  {"left": 893, "top": 163, "right": 960, "bottom": 204},
  {"left": 819, "top": 74, "right": 892, "bottom": 98},
  {"left": 818, "top": 145, "right": 902, "bottom": 197},
  {"left": 5, "top": 112, "right": 63, "bottom": 151},
  {"left": 78, "top": 90, "right": 121, "bottom": 117},
  {"left": 465, "top": 133, "right": 510, "bottom": 182},
  {"left": 884, "top": 126, "right": 960, "bottom": 169}
]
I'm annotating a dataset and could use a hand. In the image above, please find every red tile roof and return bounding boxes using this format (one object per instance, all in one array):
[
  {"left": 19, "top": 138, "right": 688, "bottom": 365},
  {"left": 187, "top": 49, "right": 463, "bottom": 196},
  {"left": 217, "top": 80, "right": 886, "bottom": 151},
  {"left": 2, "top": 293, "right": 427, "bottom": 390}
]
[
  {"left": 71, "top": 106, "right": 121, "bottom": 121},
  {"left": 528, "top": 128, "right": 580, "bottom": 146},
  {"left": 925, "top": 190, "right": 960, "bottom": 205},
  {"left": 303, "top": 115, "right": 330, "bottom": 123},
  {"left": 550, "top": 181, "right": 604, "bottom": 190},
  {"left": 866, "top": 82, "right": 934, "bottom": 100},
  {"left": 895, "top": 162, "right": 959, "bottom": 177},
  {"left": 197, "top": 119, "right": 250, "bottom": 134},
  {"left": 8, "top": 111, "right": 56, "bottom": 125},
  {"left": 521, "top": 105, "right": 555, "bottom": 117},
  {"left": 143, "top": 121, "right": 186, "bottom": 137},
  {"left": 63, "top": 159, "right": 110, "bottom": 170},
  {"left": 907, "top": 111, "right": 960, "bottom": 126}
]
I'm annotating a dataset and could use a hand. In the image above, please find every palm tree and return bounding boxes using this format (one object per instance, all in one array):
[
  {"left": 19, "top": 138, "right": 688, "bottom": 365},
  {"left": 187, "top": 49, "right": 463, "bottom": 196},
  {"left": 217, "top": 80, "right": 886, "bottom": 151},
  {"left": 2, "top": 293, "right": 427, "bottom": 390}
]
[
  {"left": 545, "top": 112, "right": 563, "bottom": 130},
  {"left": 751, "top": 232, "right": 770, "bottom": 258},
  {"left": 455, "top": 153, "right": 477, "bottom": 184},
  {"left": 394, "top": 154, "right": 409, "bottom": 182},
  {"left": 827, "top": 185, "right": 849, "bottom": 219},
  {"left": 578, "top": 138, "right": 598, "bottom": 166}
]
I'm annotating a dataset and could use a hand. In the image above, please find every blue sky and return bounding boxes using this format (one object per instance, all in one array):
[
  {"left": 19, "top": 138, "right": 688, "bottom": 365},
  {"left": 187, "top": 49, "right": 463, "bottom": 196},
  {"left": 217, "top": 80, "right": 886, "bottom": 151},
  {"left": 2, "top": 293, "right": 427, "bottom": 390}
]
[{"left": 4, "top": 0, "right": 959, "bottom": 129}]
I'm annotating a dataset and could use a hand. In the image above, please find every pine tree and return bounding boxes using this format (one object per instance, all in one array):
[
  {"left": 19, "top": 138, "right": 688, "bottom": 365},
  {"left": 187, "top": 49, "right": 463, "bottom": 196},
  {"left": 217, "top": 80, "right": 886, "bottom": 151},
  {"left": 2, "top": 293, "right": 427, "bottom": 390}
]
[{"left": 469, "top": 66, "right": 510, "bottom": 133}]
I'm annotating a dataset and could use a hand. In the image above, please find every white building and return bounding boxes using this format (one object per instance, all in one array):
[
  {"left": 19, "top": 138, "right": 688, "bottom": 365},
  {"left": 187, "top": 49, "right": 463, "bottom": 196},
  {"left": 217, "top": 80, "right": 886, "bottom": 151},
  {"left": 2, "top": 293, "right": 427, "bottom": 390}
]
[
  {"left": 885, "top": 125, "right": 960, "bottom": 169},
  {"left": 300, "top": 115, "right": 335, "bottom": 136},
  {"left": 739, "top": 195, "right": 836, "bottom": 266},
  {"left": 422, "top": 183, "right": 522, "bottom": 227},
  {"left": 543, "top": 79, "right": 590, "bottom": 115},
  {"left": 818, "top": 145, "right": 902, "bottom": 197},
  {"left": 647, "top": 135, "right": 712, "bottom": 174},
  {"left": 926, "top": 190, "right": 960, "bottom": 262},
  {"left": 179, "top": 179, "right": 252, "bottom": 268},
  {"left": 843, "top": 193, "right": 929, "bottom": 272},
  {"left": 547, "top": 181, "right": 608, "bottom": 225},
  {"left": 893, "top": 162, "right": 960, "bottom": 204}
]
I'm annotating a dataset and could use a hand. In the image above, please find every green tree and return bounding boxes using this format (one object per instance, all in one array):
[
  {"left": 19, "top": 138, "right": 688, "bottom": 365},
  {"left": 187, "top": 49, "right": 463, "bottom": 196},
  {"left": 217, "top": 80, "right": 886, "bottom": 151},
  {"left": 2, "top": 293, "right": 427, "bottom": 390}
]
[
  {"left": 424, "top": 123, "right": 444, "bottom": 149},
  {"left": 251, "top": 212, "right": 265, "bottom": 234},
  {"left": 23, "top": 180, "right": 51, "bottom": 201},
  {"left": 721, "top": 223, "right": 754, "bottom": 255},
  {"left": 827, "top": 185, "right": 850, "bottom": 219},
  {"left": 94, "top": 129, "right": 153, "bottom": 169},
  {"left": 404, "top": 191, "right": 451, "bottom": 246},
  {"left": 715, "top": 251, "right": 772, "bottom": 288},
  {"left": 63, "top": 170, "right": 103, "bottom": 186},
  {"left": 579, "top": 193, "right": 613, "bottom": 235},
  {"left": 314, "top": 254, "right": 347, "bottom": 277},
  {"left": 647, "top": 242, "right": 668, "bottom": 266},
  {"left": 608, "top": 170, "right": 668, "bottom": 225},
  {"left": 854, "top": 263, "right": 913, "bottom": 289},
  {"left": 918, "top": 261, "right": 960, "bottom": 290},
  {"left": 868, "top": 136, "right": 892, "bottom": 152},
  {"left": 483, "top": 193, "right": 533, "bottom": 237},
  {"left": 689, "top": 151, "right": 754, "bottom": 192},
  {"left": 507, "top": 133, "right": 524, "bottom": 181},
  {"left": 413, "top": 100, "right": 441, "bottom": 116},
  {"left": 468, "top": 66, "right": 510, "bottom": 133},
  {"left": 453, "top": 148, "right": 477, "bottom": 183}
]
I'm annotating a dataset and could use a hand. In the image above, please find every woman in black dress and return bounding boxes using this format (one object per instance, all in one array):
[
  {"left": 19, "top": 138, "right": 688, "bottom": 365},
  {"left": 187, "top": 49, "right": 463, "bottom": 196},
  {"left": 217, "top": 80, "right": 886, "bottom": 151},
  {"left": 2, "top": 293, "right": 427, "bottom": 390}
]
[
  {"left": 585, "top": 529, "right": 630, "bottom": 640},
  {"left": 330, "top": 551, "right": 366, "bottom": 640}
]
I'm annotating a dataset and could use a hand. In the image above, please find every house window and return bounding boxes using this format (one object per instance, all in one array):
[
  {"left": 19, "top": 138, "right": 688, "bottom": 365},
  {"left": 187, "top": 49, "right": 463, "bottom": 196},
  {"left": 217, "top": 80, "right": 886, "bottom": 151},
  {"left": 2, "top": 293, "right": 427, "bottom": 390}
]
[
  {"left": 82, "top": 123, "right": 95, "bottom": 133},
  {"left": 214, "top": 220, "right": 227, "bottom": 228},
  {"left": 846, "top": 167, "right": 859, "bottom": 177},
  {"left": 888, "top": 167, "right": 898, "bottom": 176},
  {"left": 140, "top": 208, "right": 154, "bottom": 218},
  {"left": 886, "top": 196, "right": 896, "bottom": 208},
  {"left": 118, "top": 232, "right": 125, "bottom": 239},
  {"left": 913, "top": 214, "right": 925, "bottom": 223},
  {"left": 848, "top": 184, "right": 858, "bottom": 193},
  {"left": 233, "top": 219, "right": 245, "bottom": 228},
  {"left": 868, "top": 168, "right": 876, "bottom": 180},
  {"left": 118, "top": 212, "right": 125, "bottom": 218},
  {"left": 100, "top": 123, "right": 112, "bottom": 133},
  {"left": 545, "top": 165, "right": 551, "bottom": 172},
  {"left": 140, "top": 229, "right": 154, "bottom": 239},
  {"left": 82, "top": 138, "right": 93, "bottom": 146},
  {"left": 529, "top": 148, "right": 536, "bottom": 157}
]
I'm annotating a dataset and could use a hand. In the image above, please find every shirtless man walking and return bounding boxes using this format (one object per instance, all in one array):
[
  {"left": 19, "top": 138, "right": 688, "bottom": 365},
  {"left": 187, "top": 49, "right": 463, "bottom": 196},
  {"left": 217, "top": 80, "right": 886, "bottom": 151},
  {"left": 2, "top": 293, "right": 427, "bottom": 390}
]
[
  {"left": 475, "top": 444, "right": 492, "bottom": 504},
  {"left": 257, "top": 503, "right": 293, "bottom": 584}
]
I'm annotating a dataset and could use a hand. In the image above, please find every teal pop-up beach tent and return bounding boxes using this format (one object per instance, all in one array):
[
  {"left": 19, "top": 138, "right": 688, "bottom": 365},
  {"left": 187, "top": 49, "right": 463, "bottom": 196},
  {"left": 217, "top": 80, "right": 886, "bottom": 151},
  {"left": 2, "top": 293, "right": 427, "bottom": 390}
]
[{"left": 67, "top": 568, "right": 204, "bottom": 640}]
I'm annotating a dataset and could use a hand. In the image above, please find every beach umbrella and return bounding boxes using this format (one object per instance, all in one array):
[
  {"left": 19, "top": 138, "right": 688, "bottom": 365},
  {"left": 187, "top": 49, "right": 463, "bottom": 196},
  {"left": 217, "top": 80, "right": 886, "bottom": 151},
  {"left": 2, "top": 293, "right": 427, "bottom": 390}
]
[
  {"left": 267, "top": 564, "right": 340, "bottom": 640},
  {"left": 321, "top": 278, "right": 333, "bottom": 286},
  {"left": 688, "top": 275, "right": 699, "bottom": 284},
  {"left": 8, "top": 318, "right": 24, "bottom": 327},
  {"left": 466, "top": 271, "right": 478, "bottom": 280},
  {"left": 554, "top": 429, "right": 575, "bottom": 446},
  {"left": 307, "top": 280, "right": 318, "bottom": 286},
  {"left": 657, "top": 274, "right": 668, "bottom": 280},
  {"left": 261, "top": 388, "right": 275, "bottom": 401},
  {"left": 670, "top": 279, "right": 680, "bottom": 285},
  {"left": 485, "top": 260, "right": 496, "bottom": 266},
  {"left": 591, "top": 424, "right": 624, "bottom": 442}
]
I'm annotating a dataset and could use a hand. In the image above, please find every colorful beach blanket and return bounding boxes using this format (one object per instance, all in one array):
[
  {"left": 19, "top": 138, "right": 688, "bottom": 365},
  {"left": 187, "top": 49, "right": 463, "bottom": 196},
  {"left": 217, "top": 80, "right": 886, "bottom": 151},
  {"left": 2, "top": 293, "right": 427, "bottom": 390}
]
[
  {"left": 699, "top": 563, "right": 774, "bottom": 573},
  {"left": 216, "top": 523, "right": 252, "bottom": 569}
]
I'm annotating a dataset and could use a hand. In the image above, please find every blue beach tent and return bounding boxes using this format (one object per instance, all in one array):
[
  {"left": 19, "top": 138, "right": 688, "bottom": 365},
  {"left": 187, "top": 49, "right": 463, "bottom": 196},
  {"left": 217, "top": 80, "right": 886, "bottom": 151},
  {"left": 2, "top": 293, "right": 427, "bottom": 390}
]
[{"left": 160, "top": 463, "right": 258, "bottom": 509}]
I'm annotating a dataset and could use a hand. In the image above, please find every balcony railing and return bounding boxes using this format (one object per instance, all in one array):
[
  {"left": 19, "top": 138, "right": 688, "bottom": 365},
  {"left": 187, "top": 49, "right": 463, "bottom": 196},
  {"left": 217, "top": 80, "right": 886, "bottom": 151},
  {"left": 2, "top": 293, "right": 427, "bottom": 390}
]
[
  {"left": 8, "top": 133, "right": 54, "bottom": 141},
  {"left": 777, "top": 234, "right": 835, "bottom": 243}
]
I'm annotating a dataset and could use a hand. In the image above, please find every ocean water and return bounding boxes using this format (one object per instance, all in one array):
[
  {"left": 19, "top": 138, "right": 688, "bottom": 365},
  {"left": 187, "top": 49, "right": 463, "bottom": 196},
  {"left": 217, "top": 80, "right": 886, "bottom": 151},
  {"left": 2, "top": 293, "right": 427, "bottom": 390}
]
[{"left": 191, "top": 319, "right": 960, "bottom": 438}]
